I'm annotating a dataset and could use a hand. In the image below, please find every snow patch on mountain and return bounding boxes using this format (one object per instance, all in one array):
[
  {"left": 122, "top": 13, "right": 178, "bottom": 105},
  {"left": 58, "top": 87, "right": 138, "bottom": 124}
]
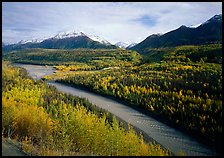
[
  {"left": 16, "top": 38, "right": 47, "bottom": 45},
  {"left": 126, "top": 43, "right": 137, "bottom": 49},
  {"left": 17, "top": 40, "right": 30, "bottom": 44},
  {"left": 189, "top": 23, "right": 202, "bottom": 28},
  {"left": 87, "top": 34, "right": 111, "bottom": 45}
]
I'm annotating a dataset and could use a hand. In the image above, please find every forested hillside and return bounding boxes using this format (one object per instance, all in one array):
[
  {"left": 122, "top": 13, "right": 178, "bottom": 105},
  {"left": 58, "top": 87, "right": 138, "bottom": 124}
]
[
  {"left": 141, "top": 44, "right": 222, "bottom": 64},
  {"left": 3, "top": 48, "right": 142, "bottom": 69}
]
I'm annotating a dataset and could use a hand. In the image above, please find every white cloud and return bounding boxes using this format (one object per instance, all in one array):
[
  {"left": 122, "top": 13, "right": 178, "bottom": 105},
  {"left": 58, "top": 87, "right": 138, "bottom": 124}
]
[{"left": 2, "top": 2, "right": 222, "bottom": 44}]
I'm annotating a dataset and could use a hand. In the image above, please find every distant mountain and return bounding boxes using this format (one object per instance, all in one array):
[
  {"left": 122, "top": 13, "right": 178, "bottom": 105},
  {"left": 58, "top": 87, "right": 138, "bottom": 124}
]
[
  {"left": 2, "top": 31, "right": 117, "bottom": 53},
  {"left": 130, "top": 14, "right": 222, "bottom": 52},
  {"left": 115, "top": 42, "right": 129, "bottom": 48},
  {"left": 114, "top": 42, "right": 138, "bottom": 49}
]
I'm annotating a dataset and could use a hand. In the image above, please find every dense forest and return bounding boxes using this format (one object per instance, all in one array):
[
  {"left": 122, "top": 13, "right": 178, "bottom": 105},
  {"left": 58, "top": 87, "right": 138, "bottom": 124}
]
[
  {"left": 2, "top": 61, "right": 169, "bottom": 156},
  {"left": 2, "top": 43, "right": 222, "bottom": 154},
  {"left": 3, "top": 48, "right": 142, "bottom": 69}
]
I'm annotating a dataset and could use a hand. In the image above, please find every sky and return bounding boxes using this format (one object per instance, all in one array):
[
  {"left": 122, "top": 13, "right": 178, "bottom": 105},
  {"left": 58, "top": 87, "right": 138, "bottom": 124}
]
[{"left": 2, "top": 2, "right": 222, "bottom": 45}]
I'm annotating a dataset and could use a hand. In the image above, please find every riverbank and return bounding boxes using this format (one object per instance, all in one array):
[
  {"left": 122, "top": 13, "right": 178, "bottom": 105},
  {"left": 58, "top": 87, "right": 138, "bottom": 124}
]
[
  {"left": 51, "top": 81, "right": 174, "bottom": 155},
  {"left": 2, "top": 138, "right": 28, "bottom": 156},
  {"left": 49, "top": 81, "right": 217, "bottom": 156}
]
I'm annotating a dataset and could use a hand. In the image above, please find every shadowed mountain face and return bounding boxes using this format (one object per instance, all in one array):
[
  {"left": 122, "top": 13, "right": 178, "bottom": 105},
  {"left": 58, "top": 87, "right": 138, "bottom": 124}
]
[
  {"left": 2, "top": 33, "right": 117, "bottom": 53},
  {"left": 130, "top": 14, "right": 222, "bottom": 52}
]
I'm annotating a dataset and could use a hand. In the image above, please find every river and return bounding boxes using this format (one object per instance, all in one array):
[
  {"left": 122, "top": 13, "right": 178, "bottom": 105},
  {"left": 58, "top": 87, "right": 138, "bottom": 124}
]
[{"left": 12, "top": 63, "right": 218, "bottom": 156}]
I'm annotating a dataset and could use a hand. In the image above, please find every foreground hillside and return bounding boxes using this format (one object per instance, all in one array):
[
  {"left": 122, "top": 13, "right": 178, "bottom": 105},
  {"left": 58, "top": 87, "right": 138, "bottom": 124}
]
[{"left": 2, "top": 61, "right": 169, "bottom": 156}]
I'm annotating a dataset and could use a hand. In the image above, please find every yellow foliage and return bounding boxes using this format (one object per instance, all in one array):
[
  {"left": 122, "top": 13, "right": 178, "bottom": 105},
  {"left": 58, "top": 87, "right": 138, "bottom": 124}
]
[
  {"left": 182, "top": 65, "right": 193, "bottom": 70},
  {"left": 3, "top": 94, "right": 53, "bottom": 144}
]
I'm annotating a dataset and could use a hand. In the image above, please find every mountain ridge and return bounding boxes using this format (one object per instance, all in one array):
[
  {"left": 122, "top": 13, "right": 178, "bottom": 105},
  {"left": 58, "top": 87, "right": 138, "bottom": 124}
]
[{"left": 129, "top": 14, "right": 222, "bottom": 52}]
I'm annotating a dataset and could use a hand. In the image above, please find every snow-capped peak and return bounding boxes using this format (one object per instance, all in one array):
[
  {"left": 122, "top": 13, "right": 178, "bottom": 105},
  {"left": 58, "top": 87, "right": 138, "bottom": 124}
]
[
  {"left": 115, "top": 42, "right": 129, "bottom": 48},
  {"left": 53, "top": 30, "right": 86, "bottom": 39},
  {"left": 201, "top": 14, "right": 222, "bottom": 26},
  {"left": 51, "top": 30, "right": 111, "bottom": 44},
  {"left": 209, "top": 14, "right": 222, "bottom": 21},
  {"left": 114, "top": 42, "right": 138, "bottom": 49}
]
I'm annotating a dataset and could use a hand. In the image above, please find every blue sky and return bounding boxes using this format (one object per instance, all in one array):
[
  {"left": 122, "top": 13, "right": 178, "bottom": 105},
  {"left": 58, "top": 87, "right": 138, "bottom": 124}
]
[{"left": 2, "top": 2, "right": 222, "bottom": 44}]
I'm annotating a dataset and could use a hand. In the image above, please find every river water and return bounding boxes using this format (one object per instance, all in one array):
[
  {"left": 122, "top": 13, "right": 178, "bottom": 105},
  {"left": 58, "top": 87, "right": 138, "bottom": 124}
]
[{"left": 13, "top": 63, "right": 218, "bottom": 156}]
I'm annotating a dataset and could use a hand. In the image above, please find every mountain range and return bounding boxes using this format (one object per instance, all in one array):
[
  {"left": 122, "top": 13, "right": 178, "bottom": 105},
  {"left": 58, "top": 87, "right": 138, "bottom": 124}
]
[
  {"left": 129, "top": 14, "right": 222, "bottom": 52},
  {"left": 2, "top": 31, "right": 117, "bottom": 53},
  {"left": 2, "top": 14, "right": 222, "bottom": 53}
]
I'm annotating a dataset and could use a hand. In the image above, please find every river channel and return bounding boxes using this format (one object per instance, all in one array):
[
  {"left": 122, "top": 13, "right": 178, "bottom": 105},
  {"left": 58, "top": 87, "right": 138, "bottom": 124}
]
[{"left": 12, "top": 63, "right": 218, "bottom": 156}]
